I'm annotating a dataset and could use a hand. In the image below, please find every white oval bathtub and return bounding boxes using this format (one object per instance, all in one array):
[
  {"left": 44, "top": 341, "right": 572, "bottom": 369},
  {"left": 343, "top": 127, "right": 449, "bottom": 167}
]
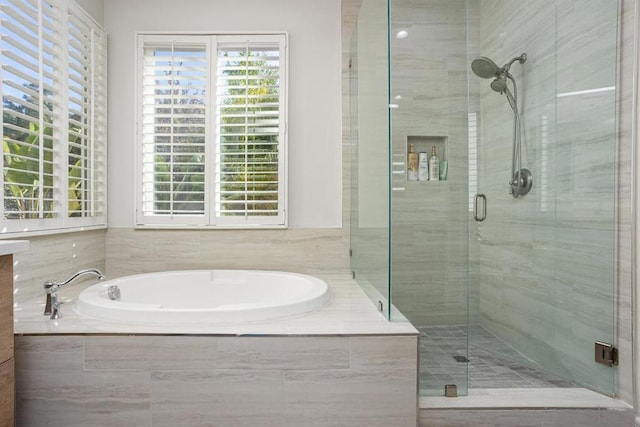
[{"left": 74, "top": 270, "right": 330, "bottom": 324}]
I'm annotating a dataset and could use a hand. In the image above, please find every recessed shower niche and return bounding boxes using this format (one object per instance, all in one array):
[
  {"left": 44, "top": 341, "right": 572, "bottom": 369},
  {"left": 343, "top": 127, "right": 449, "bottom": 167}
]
[{"left": 406, "top": 135, "right": 447, "bottom": 181}]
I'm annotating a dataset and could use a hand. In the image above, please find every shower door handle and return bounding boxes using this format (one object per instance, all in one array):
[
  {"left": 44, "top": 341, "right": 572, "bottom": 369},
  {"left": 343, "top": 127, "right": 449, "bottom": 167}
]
[{"left": 473, "top": 193, "right": 487, "bottom": 222}]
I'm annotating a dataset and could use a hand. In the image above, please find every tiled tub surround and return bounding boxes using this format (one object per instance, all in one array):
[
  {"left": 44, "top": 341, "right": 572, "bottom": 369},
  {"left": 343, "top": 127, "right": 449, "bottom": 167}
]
[
  {"left": 105, "top": 228, "right": 350, "bottom": 279},
  {"left": 14, "top": 274, "right": 418, "bottom": 426},
  {"left": 16, "top": 335, "right": 418, "bottom": 426},
  {"left": 11, "top": 229, "right": 107, "bottom": 305}
]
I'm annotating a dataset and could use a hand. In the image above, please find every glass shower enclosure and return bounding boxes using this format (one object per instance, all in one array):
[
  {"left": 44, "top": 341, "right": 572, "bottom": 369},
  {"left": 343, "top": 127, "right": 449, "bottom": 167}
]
[{"left": 349, "top": 0, "right": 619, "bottom": 397}]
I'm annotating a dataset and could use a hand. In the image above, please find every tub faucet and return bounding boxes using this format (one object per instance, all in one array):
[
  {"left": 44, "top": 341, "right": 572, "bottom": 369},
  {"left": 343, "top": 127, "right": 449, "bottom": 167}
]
[{"left": 43, "top": 268, "right": 105, "bottom": 319}]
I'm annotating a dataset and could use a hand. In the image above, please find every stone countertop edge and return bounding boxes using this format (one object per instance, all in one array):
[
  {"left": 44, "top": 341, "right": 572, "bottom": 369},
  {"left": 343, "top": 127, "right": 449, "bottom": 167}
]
[{"left": 0, "top": 240, "right": 29, "bottom": 256}]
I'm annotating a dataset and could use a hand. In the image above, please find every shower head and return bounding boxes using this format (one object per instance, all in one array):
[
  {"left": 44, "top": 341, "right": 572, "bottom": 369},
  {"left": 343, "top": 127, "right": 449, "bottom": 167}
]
[
  {"left": 472, "top": 53, "right": 526, "bottom": 114},
  {"left": 490, "top": 75, "right": 508, "bottom": 93},
  {"left": 490, "top": 74, "right": 519, "bottom": 113},
  {"left": 471, "top": 53, "right": 527, "bottom": 79},
  {"left": 471, "top": 56, "right": 502, "bottom": 79}
]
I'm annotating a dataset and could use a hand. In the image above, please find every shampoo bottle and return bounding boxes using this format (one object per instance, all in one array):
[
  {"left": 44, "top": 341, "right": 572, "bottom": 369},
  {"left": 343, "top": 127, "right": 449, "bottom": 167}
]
[
  {"left": 418, "top": 152, "right": 429, "bottom": 181},
  {"left": 407, "top": 144, "right": 418, "bottom": 181},
  {"left": 429, "top": 146, "right": 440, "bottom": 181}
]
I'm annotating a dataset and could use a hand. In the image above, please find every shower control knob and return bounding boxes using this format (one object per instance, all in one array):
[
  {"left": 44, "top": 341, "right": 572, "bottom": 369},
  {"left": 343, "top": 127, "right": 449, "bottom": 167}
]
[{"left": 509, "top": 168, "right": 533, "bottom": 198}]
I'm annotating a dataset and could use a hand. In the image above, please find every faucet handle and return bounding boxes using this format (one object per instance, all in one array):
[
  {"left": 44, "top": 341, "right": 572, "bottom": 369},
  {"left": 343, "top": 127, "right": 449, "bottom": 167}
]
[
  {"left": 43, "top": 280, "right": 59, "bottom": 316},
  {"left": 49, "top": 292, "right": 62, "bottom": 320},
  {"left": 43, "top": 280, "right": 57, "bottom": 315},
  {"left": 44, "top": 293, "right": 52, "bottom": 315}
]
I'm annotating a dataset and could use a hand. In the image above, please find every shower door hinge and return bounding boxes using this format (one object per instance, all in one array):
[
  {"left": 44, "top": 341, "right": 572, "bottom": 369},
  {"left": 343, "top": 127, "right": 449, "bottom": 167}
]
[{"left": 595, "top": 341, "right": 618, "bottom": 367}]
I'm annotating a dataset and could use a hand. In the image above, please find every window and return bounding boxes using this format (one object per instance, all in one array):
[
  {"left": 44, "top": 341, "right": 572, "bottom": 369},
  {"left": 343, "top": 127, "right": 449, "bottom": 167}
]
[
  {"left": 137, "top": 34, "right": 287, "bottom": 228},
  {"left": 0, "top": 0, "right": 107, "bottom": 234}
]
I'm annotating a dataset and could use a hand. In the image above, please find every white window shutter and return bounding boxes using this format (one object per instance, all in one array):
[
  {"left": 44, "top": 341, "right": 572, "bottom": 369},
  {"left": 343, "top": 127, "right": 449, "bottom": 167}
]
[
  {"left": 137, "top": 33, "right": 287, "bottom": 228},
  {"left": 139, "top": 37, "right": 208, "bottom": 224},
  {"left": 0, "top": 0, "right": 107, "bottom": 234},
  {"left": 215, "top": 35, "right": 286, "bottom": 226},
  {"left": 0, "top": 0, "right": 60, "bottom": 224}
]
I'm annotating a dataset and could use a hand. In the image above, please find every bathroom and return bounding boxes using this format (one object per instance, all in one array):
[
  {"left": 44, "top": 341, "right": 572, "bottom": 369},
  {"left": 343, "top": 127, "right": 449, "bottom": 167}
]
[{"left": 1, "top": 0, "right": 639, "bottom": 425}]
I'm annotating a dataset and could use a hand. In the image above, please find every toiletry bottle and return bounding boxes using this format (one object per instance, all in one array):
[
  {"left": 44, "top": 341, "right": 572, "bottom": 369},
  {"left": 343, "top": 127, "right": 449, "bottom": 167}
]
[
  {"left": 418, "top": 152, "right": 428, "bottom": 181},
  {"left": 407, "top": 144, "right": 418, "bottom": 181},
  {"left": 429, "top": 146, "right": 440, "bottom": 181}
]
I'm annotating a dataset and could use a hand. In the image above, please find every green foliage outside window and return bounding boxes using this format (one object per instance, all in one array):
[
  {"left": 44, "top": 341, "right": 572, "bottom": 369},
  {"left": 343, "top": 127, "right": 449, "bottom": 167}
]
[
  {"left": 3, "top": 86, "right": 89, "bottom": 219},
  {"left": 217, "top": 50, "right": 279, "bottom": 216},
  {"left": 151, "top": 48, "right": 280, "bottom": 217}
]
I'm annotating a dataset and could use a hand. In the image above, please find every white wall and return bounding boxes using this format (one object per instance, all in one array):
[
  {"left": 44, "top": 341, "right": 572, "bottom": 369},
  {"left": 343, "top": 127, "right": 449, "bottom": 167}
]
[
  {"left": 104, "top": 0, "right": 342, "bottom": 228},
  {"left": 74, "top": 0, "right": 104, "bottom": 25}
]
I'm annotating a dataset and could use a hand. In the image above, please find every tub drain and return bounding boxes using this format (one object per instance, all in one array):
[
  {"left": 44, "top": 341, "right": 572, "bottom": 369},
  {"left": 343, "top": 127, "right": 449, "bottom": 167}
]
[{"left": 107, "top": 285, "right": 121, "bottom": 301}]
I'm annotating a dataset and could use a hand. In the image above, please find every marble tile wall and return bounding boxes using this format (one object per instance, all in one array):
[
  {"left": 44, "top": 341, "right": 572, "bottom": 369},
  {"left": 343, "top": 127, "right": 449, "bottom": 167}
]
[
  {"left": 11, "top": 230, "right": 107, "bottom": 305},
  {"left": 388, "top": 0, "right": 470, "bottom": 326},
  {"left": 11, "top": 226, "right": 350, "bottom": 306},
  {"left": 15, "top": 334, "right": 418, "bottom": 426},
  {"left": 104, "top": 228, "right": 350, "bottom": 279}
]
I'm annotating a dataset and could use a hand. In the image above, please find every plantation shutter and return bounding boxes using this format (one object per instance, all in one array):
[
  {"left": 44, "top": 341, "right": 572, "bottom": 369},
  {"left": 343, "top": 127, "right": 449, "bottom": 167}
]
[
  {"left": 140, "top": 36, "right": 208, "bottom": 222},
  {"left": 67, "top": 2, "right": 107, "bottom": 220},
  {"left": 137, "top": 33, "right": 287, "bottom": 228},
  {"left": 215, "top": 35, "right": 286, "bottom": 226},
  {"left": 0, "top": 0, "right": 107, "bottom": 234},
  {"left": 0, "top": 0, "right": 60, "bottom": 221}
]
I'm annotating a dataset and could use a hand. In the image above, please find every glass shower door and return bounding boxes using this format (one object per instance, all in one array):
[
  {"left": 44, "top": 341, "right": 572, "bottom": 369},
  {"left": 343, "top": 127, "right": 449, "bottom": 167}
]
[{"left": 468, "top": 0, "right": 618, "bottom": 396}]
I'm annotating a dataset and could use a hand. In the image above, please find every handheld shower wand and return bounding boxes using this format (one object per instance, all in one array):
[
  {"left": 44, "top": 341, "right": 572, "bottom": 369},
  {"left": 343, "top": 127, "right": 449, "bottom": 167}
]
[{"left": 471, "top": 53, "right": 532, "bottom": 198}]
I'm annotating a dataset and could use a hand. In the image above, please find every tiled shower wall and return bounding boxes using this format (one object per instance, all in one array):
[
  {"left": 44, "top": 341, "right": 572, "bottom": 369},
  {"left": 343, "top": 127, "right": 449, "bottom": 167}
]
[{"left": 388, "top": 0, "right": 470, "bottom": 326}]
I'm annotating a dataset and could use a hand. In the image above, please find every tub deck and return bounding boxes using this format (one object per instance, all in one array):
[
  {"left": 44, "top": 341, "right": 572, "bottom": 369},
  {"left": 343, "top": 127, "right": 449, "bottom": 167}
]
[{"left": 14, "top": 272, "right": 417, "bottom": 336}]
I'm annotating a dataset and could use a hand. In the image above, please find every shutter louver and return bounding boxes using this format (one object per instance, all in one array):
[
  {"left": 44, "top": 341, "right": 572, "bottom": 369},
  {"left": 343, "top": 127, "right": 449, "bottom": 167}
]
[
  {"left": 215, "top": 38, "right": 284, "bottom": 224},
  {"left": 141, "top": 40, "right": 208, "bottom": 218},
  {"left": 1, "top": 0, "right": 60, "bottom": 220}
]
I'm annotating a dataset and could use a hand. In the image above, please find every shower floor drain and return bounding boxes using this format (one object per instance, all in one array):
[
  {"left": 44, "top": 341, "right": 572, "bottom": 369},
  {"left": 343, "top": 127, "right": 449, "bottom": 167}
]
[{"left": 452, "top": 355, "right": 469, "bottom": 363}]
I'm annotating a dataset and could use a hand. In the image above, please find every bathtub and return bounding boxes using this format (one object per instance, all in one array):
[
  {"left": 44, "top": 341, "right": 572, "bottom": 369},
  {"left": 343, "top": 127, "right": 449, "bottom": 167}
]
[{"left": 73, "top": 270, "right": 330, "bottom": 324}]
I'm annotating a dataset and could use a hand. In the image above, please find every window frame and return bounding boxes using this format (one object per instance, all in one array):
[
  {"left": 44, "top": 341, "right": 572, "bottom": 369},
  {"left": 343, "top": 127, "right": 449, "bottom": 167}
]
[
  {"left": 0, "top": 0, "right": 107, "bottom": 236},
  {"left": 134, "top": 32, "right": 288, "bottom": 229}
]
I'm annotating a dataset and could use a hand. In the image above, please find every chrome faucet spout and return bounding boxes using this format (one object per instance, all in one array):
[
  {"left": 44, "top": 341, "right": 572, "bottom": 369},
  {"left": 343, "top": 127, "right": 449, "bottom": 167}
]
[{"left": 43, "top": 268, "right": 105, "bottom": 319}]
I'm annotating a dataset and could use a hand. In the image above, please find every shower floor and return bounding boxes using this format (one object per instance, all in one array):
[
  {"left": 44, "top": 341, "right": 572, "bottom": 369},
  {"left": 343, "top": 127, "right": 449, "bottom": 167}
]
[{"left": 419, "top": 324, "right": 576, "bottom": 396}]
